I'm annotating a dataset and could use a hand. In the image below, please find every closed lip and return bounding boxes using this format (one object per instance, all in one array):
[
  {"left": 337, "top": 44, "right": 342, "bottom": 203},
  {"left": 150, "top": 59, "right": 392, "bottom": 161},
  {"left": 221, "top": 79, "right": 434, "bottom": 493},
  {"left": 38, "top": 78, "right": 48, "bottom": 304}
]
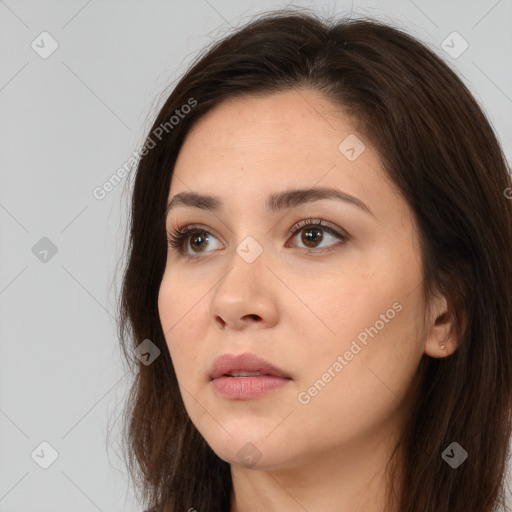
[{"left": 210, "top": 353, "right": 291, "bottom": 380}]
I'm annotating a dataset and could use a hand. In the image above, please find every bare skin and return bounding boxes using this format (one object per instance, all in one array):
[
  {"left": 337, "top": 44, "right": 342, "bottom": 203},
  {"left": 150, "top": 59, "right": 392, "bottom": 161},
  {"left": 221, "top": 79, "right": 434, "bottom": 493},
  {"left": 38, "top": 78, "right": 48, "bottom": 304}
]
[{"left": 158, "top": 88, "right": 456, "bottom": 512}]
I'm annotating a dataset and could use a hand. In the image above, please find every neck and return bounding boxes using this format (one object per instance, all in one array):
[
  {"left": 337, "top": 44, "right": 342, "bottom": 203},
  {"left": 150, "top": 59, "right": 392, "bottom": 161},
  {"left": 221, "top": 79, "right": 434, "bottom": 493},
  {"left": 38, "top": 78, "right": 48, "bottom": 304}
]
[{"left": 229, "top": 431, "right": 404, "bottom": 512}]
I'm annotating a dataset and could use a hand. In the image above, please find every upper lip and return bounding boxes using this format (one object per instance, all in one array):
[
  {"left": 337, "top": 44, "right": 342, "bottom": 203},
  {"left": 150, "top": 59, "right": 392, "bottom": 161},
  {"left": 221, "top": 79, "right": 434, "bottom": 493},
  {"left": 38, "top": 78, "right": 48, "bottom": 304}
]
[{"left": 210, "top": 353, "right": 291, "bottom": 380}]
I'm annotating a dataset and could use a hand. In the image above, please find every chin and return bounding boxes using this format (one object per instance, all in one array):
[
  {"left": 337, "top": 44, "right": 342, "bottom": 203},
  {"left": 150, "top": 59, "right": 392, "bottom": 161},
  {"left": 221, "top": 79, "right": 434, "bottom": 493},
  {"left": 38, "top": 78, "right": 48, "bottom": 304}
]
[{"left": 200, "top": 428, "right": 295, "bottom": 471}]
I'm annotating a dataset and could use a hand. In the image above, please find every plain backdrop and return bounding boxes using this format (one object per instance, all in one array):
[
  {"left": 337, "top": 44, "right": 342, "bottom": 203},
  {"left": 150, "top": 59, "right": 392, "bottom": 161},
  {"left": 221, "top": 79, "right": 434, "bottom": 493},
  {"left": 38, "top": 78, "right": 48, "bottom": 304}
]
[{"left": 0, "top": 1, "right": 511, "bottom": 510}]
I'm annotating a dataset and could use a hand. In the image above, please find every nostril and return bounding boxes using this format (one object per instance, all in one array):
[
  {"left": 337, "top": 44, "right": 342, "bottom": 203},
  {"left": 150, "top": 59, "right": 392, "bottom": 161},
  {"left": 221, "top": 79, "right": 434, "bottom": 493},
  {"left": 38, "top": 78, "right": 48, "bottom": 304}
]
[{"left": 215, "top": 316, "right": 226, "bottom": 328}]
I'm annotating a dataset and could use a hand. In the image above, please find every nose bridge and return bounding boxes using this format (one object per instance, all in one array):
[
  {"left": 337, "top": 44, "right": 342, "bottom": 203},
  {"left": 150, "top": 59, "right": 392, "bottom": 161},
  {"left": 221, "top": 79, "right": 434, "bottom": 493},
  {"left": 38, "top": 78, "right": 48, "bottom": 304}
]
[
  {"left": 221, "top": 207, "right": 270, "bottom": 270},
  {"left": 208, "top": 232, "right": 277, "bottom": 328},
  {"left": 217, "top": 232, "right": 268, "bottom": 293}
]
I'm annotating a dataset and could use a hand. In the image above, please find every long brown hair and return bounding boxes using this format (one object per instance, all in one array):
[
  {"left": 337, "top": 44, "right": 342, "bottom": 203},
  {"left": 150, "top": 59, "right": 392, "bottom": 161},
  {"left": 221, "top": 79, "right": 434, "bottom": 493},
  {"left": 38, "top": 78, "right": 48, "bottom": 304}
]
[{"left": 117, "top": 9, "right": 512, "bottom": 512}]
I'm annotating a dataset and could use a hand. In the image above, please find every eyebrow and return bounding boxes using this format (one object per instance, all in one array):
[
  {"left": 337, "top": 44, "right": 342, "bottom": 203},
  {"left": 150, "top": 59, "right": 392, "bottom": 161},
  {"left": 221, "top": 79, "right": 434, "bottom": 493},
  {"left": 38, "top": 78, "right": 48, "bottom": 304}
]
[{"left": 165, "top": 187, "right": 374, "bottom": 218}]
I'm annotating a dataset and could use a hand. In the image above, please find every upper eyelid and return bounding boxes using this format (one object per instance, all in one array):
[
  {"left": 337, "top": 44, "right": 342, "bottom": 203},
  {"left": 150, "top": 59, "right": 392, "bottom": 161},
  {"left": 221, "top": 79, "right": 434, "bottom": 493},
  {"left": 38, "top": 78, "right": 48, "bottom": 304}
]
[
  {"left": 169, "top": 219, "right": 343, "bottom": 235},
  {"left": 288, "top": 218, "right": 345, "bottom": 235}
]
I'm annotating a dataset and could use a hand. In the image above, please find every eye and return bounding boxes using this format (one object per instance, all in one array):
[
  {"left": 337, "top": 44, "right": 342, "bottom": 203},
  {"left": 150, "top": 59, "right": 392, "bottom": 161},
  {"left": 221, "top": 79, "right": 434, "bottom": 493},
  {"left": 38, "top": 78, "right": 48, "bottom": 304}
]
[
  {"left": 286, "top": 217, "right": 349, "bottom": 253},
  {"left": 166, "top": 225, "right": 221, "bottom": 256},
  {"left": 166, "top": 217, "right": 349, "bottom": 258}
]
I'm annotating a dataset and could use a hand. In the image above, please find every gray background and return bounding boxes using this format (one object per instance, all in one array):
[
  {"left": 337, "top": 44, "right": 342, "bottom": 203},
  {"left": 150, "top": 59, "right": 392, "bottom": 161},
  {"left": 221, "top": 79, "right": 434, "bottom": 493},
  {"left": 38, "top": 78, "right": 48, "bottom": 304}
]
[{"left": 1, "top": 0, "right": 511, "bottom": 510}]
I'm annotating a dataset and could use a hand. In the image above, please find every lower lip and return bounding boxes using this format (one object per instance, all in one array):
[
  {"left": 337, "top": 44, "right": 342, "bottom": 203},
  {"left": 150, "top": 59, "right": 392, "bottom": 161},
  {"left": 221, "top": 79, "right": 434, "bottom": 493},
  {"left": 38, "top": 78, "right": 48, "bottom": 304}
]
[{"left": 211, "top": 375, "right": 290, "bottom": 400}]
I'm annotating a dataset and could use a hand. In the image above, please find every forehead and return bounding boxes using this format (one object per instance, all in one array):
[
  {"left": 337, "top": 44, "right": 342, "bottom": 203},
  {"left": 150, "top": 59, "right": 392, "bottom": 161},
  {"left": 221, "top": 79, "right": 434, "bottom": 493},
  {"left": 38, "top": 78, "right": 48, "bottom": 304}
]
[
  {"left": 178, "top": 89, "right": 352, "bottom": 157},
  {"left": 168, "top": 88, "right": 395, "bottom": 220}
]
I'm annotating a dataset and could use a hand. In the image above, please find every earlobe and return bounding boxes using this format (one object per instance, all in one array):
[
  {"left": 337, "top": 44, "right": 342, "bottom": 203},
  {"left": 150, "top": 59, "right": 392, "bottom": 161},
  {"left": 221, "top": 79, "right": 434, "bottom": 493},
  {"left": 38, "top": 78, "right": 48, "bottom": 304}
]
[{"left": 424, "top": 294, "right": 457, "bottom": 358}]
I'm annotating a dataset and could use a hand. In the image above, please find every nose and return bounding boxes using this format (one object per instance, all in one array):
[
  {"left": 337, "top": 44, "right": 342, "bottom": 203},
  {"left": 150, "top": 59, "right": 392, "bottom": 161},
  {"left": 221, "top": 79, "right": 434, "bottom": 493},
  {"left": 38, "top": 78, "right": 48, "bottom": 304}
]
[{"left": 208, "top": 247, "right": 279, "bottom": 331}]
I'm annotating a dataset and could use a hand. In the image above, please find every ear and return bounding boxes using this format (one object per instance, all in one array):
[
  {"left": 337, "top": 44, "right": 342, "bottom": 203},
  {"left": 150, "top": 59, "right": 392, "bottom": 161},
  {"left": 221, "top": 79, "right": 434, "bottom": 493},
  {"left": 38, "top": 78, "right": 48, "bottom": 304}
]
[{"left": 424, "top": 291, "right": 459, "bottom": 359}]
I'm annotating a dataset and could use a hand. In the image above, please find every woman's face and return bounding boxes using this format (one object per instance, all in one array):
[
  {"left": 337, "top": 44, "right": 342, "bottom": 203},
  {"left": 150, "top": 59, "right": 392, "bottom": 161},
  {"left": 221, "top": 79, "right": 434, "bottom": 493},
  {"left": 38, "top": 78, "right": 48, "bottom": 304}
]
[{"left": 158, "top": 88, "right": 438, "bottom": 471}]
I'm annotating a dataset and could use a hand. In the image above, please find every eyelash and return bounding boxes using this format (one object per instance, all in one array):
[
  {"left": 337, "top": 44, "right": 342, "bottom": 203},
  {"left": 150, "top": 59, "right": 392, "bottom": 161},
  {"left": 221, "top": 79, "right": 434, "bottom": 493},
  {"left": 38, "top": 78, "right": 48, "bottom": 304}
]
[{"left": 166, "top": 217, "right": 349, "bottom": 258}]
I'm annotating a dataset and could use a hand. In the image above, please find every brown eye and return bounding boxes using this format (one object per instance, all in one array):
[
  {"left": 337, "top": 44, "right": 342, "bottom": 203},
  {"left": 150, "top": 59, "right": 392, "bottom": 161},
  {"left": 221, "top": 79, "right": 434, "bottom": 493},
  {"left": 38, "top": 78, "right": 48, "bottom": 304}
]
[
  {"left": 301, "top": 227, "right": 324, "bottom": 248},
  {"left": 167, "top": 226, "right": 221, "bottom": 255},
  {"left": 188, "top": 232, "right": 210, "bottom": 252},
  {"left": 167, "top": 218, "right": 349, "bottom": 259},
  {"left": 288, "top": 218, "right": 348, "bottom": 252}
]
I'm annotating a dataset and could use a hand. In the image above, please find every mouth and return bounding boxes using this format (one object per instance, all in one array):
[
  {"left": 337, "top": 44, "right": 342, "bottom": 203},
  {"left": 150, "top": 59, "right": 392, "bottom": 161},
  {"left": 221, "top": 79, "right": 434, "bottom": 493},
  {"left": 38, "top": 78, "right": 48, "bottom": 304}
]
[
  {"left": 210, "top": 353, "right": 292, "bottom": 400},
  {"left": 224, "top": 371, "right": 278, "bottom": 377},
  {"left": 210, "top": 352, "right": 291, "bottom": 379}
]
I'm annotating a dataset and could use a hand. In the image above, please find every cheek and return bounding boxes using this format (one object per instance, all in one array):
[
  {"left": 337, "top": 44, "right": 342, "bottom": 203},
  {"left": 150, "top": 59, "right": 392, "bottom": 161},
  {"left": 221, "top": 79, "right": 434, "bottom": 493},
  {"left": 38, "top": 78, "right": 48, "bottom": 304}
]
[
  {"left": 294, "top": 261, "right": 426, "bottom": 401},
  {"left": 157, "top": 271, "right": 210, "bottom": 383}
]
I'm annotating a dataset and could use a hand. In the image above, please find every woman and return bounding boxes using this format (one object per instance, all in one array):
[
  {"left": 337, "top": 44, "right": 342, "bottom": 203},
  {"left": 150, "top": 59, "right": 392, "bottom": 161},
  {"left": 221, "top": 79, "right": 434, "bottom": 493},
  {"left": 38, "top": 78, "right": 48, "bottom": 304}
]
[{"left": 118, "top": 9, "right": 512, "bottom": 512}]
